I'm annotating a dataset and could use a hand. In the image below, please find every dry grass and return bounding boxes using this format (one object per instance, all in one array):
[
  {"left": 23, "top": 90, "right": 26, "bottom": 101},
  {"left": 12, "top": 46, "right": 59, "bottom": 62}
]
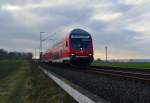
[{"left": 0, "top": 60, "right": 77, "bottom": 103}]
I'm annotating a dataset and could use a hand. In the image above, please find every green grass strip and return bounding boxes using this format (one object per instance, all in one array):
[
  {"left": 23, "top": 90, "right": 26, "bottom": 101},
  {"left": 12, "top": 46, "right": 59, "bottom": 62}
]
[
  {"left": 92, "top": 62, "right": 150, "bottom": 69},
  {"left": 0, "top": 60, "right": 30, "bottom": 103}
]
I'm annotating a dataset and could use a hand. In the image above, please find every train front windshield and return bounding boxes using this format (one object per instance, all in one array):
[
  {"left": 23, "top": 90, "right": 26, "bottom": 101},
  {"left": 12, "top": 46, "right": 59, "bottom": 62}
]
[{"left": 71, "top": 36, "right": 92, "bottom": 50}]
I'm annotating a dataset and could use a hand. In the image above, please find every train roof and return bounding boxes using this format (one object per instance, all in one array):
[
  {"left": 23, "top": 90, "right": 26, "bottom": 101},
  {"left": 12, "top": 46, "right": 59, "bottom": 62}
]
[
  {"left": 45, "top": 28, "right": 91, "bottom": 52},
  {"left": 70, "top": 28, "right": 90, "bottom": 35}
]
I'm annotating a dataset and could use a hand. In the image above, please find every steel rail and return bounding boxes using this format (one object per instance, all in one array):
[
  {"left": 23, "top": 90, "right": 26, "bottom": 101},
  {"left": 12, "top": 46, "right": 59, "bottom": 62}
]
[
  {"left": 87, "top": 67, "right": 150, "bottom": 83},
  {"left": 41, "top": 63, "right": 150, "bottom": 83}
]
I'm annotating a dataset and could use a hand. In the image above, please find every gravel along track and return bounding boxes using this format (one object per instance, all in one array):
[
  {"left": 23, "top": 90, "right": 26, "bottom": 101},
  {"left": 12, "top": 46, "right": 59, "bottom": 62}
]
[{"left": 41, "top": 64, "right": 150, "bottom": 103}]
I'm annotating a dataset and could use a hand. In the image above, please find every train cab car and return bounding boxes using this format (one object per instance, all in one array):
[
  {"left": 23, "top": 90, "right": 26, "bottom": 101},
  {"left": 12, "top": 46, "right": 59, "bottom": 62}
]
[
  {"left": 42, "top": 28, "right": 94, "bottom": 65},
  {"left": 68, "top": 29, "right": 94, "bottom": 65}
]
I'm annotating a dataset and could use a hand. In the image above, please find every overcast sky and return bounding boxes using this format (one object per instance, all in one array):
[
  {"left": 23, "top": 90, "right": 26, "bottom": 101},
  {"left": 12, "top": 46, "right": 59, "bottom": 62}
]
[{"left": 0, "top": 0, "right": 150, "bottom": 59}]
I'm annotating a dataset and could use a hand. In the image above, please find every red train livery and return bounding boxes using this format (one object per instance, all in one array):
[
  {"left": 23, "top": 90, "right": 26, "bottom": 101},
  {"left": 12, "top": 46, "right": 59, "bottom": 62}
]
[{"left": 42, "top": 28, "right": 94, "bottom": 65}]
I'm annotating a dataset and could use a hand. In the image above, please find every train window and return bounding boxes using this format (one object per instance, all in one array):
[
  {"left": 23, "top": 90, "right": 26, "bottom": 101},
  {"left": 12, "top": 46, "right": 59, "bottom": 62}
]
[
  {"left": 66, "top": 41, "right": 68, "bottom": 47},
  {"left": 71, "top": 38, "right": 91, "bottom": 50}
]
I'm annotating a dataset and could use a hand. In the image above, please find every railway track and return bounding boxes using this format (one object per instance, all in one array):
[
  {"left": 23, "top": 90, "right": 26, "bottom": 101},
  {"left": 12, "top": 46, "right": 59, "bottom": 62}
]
[
  {"left": 39, "top": 62, "right": 150, "bottom": 103},
  {"left": 87, "top": 67, "right": 150, "bottom": 83},
  {"left": 41, "top": 63, "right": 150, "bottom": 84}
]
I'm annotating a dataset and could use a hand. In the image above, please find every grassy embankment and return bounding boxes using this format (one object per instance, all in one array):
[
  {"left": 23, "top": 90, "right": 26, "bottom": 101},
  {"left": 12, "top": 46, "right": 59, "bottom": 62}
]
[
  {"left": 0, "top": 60, "right": 77, "bottom": 103},
  {"left": 92, "top": 62, "right": 150, "bottom": 69},
  {"left": 0, "top": 60, "right": 29, "bottom": 103}
]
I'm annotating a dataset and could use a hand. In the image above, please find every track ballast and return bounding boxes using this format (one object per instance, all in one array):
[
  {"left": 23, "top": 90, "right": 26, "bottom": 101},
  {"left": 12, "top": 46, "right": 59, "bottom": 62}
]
[{"left": 40, "top": 62, "right": 150, "bottom": 103}]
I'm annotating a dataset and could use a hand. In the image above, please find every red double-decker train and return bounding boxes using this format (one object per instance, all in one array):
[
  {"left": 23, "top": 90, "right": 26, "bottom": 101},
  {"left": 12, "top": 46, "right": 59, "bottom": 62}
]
[{"left": 42, "top": 28, "right": 94, "bottom": 65}]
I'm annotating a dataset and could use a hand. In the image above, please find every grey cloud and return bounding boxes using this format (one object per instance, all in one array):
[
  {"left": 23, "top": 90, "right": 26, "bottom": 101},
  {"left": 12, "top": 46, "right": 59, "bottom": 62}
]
[
  {"left": 0, "top": 0, "right": 149, "bottom": 58},
  {"left": 0, "top": 0, "right": 41, "bottom": 6},
  {"left": 31, "top": 4, "right": 93, "bottom": 23}
]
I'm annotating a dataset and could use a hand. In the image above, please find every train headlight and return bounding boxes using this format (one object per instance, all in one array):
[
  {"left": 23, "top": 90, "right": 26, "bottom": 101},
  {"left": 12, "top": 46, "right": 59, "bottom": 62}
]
[
  {"left": 71, "top": 53, "right": 75, "bottom": 56},
  {"left": 88, "top": 53, "right": 92, "bottom": 56}
]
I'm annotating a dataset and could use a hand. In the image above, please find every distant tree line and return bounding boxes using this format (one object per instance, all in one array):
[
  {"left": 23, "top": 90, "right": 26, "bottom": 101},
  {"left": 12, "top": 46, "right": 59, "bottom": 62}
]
[{"left": 0, "top": 49, "right": 33, "bottom": 60}]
